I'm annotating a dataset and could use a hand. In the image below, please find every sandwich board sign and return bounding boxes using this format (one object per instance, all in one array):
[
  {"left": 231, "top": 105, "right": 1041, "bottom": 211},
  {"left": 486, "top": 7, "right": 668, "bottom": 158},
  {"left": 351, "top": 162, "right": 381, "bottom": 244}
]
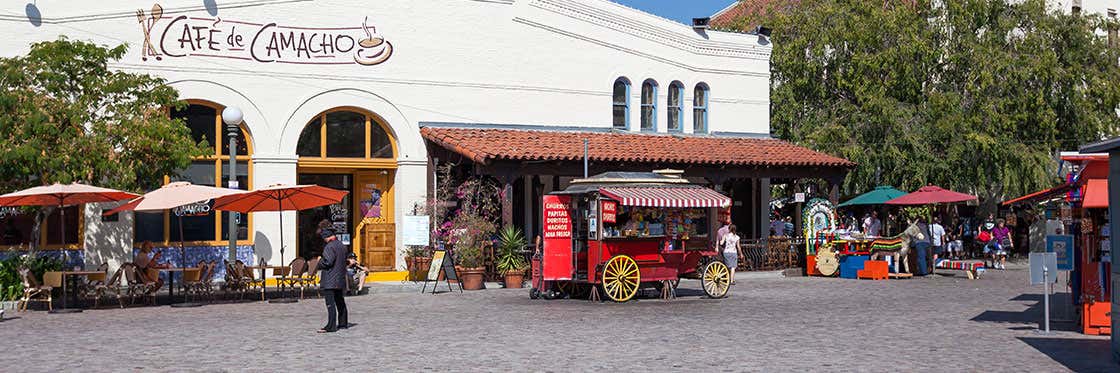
[{"left": 421, "top": 250, "right": 462, "bottom": 294}]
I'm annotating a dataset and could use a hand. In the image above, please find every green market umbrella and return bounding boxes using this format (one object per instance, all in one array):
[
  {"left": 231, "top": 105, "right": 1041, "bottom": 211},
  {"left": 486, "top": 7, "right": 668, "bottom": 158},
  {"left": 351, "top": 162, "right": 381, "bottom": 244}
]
[{"left": 837, "top": 186, "right": 907, "bottom": 207}]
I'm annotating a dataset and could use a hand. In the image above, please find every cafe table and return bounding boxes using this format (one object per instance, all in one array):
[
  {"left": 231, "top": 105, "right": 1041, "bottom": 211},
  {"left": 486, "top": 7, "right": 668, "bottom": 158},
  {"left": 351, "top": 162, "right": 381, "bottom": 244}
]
[
  {"left": 158, "top": 267, "right": 200, "bottom": 307},
  {"left": 49, "top": 270, "right": 106, "bottom": 314},
  {"left": 248, "top": 265, "right": 292, "bottom": 303}
]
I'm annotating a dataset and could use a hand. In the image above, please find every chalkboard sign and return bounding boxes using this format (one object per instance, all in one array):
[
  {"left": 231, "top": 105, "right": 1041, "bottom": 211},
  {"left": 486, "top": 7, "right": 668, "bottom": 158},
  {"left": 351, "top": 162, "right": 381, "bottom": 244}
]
[{"left": 422, "top": 250, "right": 462, "bottom": 294}]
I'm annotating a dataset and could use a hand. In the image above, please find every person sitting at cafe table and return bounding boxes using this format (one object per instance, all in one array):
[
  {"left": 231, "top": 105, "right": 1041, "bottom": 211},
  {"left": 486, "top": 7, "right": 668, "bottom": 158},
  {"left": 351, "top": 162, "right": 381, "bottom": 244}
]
[{"left": 135, "top": 241, "right": 169, "bottom": 293}]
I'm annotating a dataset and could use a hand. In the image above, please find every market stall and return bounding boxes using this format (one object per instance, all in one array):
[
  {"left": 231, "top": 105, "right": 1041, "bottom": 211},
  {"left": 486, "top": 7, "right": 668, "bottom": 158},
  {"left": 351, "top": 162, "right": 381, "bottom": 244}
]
[{"left": 530, "top": 171, "right": 732, "bottom": 302}]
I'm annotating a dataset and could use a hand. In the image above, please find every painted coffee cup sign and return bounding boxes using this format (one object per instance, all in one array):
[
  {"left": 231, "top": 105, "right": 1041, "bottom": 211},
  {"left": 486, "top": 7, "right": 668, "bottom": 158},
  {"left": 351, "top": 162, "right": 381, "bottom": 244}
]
[{"left": 137, "top": 4, "right": 393, "bottom": 66}]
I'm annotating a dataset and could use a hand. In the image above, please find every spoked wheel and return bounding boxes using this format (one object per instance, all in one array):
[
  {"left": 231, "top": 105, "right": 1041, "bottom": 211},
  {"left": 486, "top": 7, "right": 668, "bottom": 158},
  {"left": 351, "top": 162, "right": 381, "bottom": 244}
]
[
  {"left": 601, "top": 255, "right": 640, "bottom": 302},
  {"left": 701, "top": 261, "right": 731, "bottom": 299}
]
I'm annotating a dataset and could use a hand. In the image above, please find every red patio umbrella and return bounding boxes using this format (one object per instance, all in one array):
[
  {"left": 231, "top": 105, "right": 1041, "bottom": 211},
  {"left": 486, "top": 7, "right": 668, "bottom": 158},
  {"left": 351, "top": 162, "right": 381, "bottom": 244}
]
[
  {"left": 212, "top": 184, "right": 348, "bottom": 301},
  {"left": 0, "top": 183, "right": 139, "bottom": 312},
  {"left": 885, "top": 185, "right": 977, "bottom": 205},
  {"left": 0, "top": 183, "right": 139, "bottom": 250}
]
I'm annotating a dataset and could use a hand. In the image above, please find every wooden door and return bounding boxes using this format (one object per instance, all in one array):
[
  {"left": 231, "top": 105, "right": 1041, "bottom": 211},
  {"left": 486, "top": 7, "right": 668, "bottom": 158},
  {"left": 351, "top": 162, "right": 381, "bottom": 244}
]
[{"left": 354, "top": 170, "right": 395, "bottom": 270}]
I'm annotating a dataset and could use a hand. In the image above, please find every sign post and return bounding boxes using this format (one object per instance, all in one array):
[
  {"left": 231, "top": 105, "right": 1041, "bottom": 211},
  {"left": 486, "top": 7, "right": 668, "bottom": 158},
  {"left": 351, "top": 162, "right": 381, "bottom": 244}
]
[{"left": 1030, "top": 252, "right": 1058, "bottom": 334}]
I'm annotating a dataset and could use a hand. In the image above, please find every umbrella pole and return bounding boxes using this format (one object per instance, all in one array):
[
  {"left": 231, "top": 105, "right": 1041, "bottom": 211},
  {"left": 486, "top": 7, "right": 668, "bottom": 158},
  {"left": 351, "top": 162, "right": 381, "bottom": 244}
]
[{"left": 270, "top": 195, "right": 297, "bottom": 304}]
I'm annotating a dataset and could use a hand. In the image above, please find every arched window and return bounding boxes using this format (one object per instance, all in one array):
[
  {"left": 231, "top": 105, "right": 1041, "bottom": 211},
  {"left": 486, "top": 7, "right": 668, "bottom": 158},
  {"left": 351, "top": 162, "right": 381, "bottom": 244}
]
[
  {"left": 298, "top": 109, "right": 395, "bottom": 159},
  {"left": 640, "top": 79, "right": 658, "bottom": 132},
  {"left": 612, "top": 78, "right": 630, "bottom": 130},
  {"left": 694, "top": 83, "right": 710, "bottom": 133},
  {"left": 667, "top": 81, "right": 684, "bottom": 132},
  {"left": 134, "top": 102, "right": 253, "bottom": 245}
]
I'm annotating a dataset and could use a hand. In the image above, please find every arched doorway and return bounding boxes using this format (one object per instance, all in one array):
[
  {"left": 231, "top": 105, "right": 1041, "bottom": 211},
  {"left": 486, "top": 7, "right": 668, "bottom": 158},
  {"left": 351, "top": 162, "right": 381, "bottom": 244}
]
[{"left": 295, "top": 108, "right": 397, "bottom": 271}]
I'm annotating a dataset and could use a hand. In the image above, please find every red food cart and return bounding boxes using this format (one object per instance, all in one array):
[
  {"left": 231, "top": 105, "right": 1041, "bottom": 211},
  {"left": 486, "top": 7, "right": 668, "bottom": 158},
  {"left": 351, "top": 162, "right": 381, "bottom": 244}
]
[{"left": 530, "top": 171, "right": 733, "bottom": 302}]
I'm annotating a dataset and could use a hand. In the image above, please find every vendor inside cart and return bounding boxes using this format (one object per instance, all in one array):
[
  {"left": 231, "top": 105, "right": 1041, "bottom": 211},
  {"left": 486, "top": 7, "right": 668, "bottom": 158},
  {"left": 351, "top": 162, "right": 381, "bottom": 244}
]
[{"left": 604, "top": 205, "right": 709, "bottom": 242}]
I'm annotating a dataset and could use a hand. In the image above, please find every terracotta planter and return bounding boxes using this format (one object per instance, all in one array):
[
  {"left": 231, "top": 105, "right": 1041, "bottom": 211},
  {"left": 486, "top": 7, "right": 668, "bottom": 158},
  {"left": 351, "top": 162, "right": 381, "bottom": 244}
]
[
  {"left": 503, "top": 271, "right": 525, "bottom": 288},
  {"left": 459, "top": 267, "right": 485, "bottom": 290},
  {"left": 410, "top": 257, "right": 432, "bottom": 281}
]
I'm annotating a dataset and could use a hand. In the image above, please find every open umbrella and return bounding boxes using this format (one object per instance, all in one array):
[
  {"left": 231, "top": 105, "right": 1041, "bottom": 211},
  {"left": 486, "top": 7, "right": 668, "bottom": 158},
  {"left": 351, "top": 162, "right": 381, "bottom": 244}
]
[
  {"left": 213, "top": 184, "right": 348, "bottom": 302},
  {"left": 105, "top": 182, "right": 246, "bottom": 306},
  {"left": 885, "top": 185, "right": 977, "bottom": 205},
  {"left": 837, "top": 186, "right": 906, "bottom": 207},
  {"left": 0, "top": 183, "right": 139, "bottom": 313}
]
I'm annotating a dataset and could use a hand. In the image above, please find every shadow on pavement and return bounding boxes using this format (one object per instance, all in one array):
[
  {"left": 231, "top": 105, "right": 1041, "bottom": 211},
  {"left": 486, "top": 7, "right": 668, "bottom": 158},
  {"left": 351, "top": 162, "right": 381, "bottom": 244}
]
[
  {"left": 970, "top": 293, "right": 1077, "bottom": 332},
  {"left": 1017, "top": 337, "right": 1114, "bottom": 372}
]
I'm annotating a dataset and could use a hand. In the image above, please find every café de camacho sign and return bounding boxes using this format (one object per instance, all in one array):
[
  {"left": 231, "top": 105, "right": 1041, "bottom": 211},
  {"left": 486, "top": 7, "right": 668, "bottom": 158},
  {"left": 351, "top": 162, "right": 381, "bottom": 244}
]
[{"left": 136, "top": 4, "right": 393, "bottom": 66}]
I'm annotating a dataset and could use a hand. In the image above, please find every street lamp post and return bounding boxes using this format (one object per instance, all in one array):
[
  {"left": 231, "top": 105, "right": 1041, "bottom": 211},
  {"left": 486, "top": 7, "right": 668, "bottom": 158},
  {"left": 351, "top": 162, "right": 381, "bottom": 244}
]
[{"left": 222, "top": 106, "right": 243, "bottom": 264}]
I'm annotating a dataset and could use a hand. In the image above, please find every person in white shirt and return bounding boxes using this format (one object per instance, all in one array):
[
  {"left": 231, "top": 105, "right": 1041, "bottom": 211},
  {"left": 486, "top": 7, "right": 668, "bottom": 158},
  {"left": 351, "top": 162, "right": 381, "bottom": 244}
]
[
  {"left": 930, "top": 216, "right": 946, "bottom": 270},
  {"left": 863, "top": 211, "right": 882, "bottom": 237},
  {"left": 719, "top": 225, "right": 744, "bottom": 284}
]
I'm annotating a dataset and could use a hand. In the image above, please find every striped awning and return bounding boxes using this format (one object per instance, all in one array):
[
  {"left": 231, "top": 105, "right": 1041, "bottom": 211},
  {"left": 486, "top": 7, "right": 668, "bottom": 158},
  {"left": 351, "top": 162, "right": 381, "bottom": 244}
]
[{"left": 599, "top": 186, "right": 731, "bottom": 208}]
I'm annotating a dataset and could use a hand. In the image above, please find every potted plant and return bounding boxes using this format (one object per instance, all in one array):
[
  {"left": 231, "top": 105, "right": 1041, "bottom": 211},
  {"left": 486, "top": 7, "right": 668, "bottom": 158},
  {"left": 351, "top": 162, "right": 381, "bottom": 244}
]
[
  {"left": 403, "top": 245, "right": 430, "bottom": 281},
  {"left": 496, "top": 226, "right": 528, "bottom": 288},
  {"left": 456, "top": 245, "right": 486, "bottom": 290}
]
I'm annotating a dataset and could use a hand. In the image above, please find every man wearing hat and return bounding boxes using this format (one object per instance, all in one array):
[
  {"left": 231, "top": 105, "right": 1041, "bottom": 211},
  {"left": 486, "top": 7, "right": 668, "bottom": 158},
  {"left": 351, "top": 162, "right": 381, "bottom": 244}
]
[{"left": 317, "top": 227, "right": 350, "bottom": 333}]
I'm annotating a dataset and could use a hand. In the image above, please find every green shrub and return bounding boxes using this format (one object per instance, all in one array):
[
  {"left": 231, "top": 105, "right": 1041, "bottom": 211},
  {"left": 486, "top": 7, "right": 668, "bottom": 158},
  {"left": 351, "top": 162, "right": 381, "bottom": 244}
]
[{"left": 496, "top": 226, "right": 528, "bottom": 273}]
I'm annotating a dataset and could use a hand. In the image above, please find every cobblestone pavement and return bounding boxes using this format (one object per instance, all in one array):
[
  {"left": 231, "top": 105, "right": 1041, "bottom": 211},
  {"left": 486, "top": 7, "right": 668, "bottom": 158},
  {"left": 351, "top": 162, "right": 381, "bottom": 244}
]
[{"left": 0, "top": 263, "right": 1114, "bottom": 372}]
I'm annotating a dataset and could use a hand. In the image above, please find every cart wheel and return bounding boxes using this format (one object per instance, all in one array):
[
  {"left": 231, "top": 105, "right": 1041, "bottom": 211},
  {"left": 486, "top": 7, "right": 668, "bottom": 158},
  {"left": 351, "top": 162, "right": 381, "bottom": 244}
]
[
  {"left": 529, "top": 288, "right": 540, "bottom": 300},
  {"left": 602, "top": 255, "right": 640, "bottom": 302},
  {"left": 701, "top": 261, "right": 730, "bottom": 299}
]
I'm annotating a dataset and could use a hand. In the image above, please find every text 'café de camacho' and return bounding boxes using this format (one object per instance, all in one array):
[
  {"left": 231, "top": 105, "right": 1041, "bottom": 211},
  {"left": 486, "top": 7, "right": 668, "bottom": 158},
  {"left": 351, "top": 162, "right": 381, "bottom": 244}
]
[{"left": 2, "top": 0, "right": 852, "bottom": 279}]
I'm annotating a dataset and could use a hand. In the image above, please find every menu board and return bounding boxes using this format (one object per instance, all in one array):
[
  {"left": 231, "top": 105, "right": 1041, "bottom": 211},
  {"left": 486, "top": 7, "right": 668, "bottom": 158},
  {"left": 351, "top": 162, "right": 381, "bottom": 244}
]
[
  {"left": 542, "top": 195, "right": 573, "bottom": 280},
  {"left": 402, "top": 215, "right": 430, "bottom": 246}
]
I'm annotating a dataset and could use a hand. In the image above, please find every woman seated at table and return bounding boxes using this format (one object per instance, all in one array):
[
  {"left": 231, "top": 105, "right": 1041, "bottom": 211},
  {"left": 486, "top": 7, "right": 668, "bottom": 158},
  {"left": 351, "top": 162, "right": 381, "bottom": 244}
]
[{"left": 135, "top": 241, "right": 169, "bottom": 293}]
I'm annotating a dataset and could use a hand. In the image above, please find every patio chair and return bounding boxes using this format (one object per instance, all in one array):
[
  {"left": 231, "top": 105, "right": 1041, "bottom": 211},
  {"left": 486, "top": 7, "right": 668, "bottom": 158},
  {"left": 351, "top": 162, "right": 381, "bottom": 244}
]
[
  {"left": 122, "top": 263, "right": 157, "bottom": 305},
  {"left": 90, "top": 265, "right": 126, "bottom": 309},
  {"left": 235, "top": 260, "right": 265, "bottom": 301},
  {"left": 223, "top": 260, "right": 247, "bottom": 299},
  {"left": 17, "top": 267, "right": 53, "bottom": 312},
  {"left": 273, "top": 257, "right": 304, "bottom": 295},
  {"left": 197, "top": 261, "right": 218, "bottom": 302},
  {"left": 78, "top": 262, "right": 110, "bottom": 300},
  {"left": 180, "top": 266, "right": 203, "bottom": 303},
  {"left": 299, "top": 256, "right": 321, "bottom": 299}
]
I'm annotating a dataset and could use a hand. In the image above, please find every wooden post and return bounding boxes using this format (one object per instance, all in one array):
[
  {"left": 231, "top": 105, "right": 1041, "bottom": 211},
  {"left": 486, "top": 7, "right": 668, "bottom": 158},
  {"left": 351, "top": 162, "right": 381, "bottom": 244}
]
[{"left": 501, "top": 178, "right": 514, "bottom": 227}]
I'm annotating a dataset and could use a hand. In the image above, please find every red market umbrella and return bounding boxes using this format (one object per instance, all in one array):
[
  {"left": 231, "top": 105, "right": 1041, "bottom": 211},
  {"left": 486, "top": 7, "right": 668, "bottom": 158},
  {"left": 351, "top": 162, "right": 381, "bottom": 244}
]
[
  {"left": 885, "top": 185, "right": 977, "bottom": 205},
  {"left": 0, "top": 182, "right": 139, "bottom": 249},
  {"left": 212, "top": 184, "right": 349, "bottom": 295}
]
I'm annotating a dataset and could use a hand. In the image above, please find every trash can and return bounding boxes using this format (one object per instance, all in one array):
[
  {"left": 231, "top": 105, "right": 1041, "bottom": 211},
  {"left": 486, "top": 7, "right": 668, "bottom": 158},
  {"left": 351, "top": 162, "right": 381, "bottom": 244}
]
[{"left": 914, "top": 243, "right": 930, "bottom": 276}]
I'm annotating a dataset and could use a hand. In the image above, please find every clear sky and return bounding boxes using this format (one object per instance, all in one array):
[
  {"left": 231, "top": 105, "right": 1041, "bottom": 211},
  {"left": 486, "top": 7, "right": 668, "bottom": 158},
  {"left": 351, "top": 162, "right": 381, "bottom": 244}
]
[{"left": 610, "top": 0, "right": 737, "bottom": 25}]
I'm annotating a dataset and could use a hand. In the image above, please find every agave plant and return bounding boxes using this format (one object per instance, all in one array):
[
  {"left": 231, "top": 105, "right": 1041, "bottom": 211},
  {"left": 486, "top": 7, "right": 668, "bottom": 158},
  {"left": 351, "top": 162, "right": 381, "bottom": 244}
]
[{"left": 496, "top": 226, "right": 528, "bottom": 273}]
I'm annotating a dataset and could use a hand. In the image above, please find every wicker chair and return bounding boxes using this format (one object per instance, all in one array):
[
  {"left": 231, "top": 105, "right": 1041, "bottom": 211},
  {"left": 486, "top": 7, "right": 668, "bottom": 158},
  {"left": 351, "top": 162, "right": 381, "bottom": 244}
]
[
  {"left": 196, "top": 260, "right": 218, "bottom": 302},
  {"left": 223, "top": 260, "right": 247, "bottom": 299},
  {"left": 90, "top": 265, "right": 126, "bottom": 309},
  {"left": 179, "top": 266, "right": 203, "bottom": 303},
  {"left": 275, "top": 257, "right": 305, "bottom": 297},
  {"left": 77, "top": 263, "right": 109, "bottom": 299},
  {"left": 17, "top": 267, "right": 54, "bottom": 312},
  {"left": 122, "top": 263, "right": 157, "bottom": 305},
  {"left": 299, "top": 256, "right": 321, "bottom": 299},
  {"left": 235, "top": 260, "right": 265, "bottom": 301}
]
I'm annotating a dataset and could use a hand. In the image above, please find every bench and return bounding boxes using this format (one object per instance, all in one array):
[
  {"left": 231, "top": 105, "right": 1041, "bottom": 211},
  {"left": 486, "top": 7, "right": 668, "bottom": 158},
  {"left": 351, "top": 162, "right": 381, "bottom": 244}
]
[{"left": 934, "top": 259, "right": 984, "bottom": 279}]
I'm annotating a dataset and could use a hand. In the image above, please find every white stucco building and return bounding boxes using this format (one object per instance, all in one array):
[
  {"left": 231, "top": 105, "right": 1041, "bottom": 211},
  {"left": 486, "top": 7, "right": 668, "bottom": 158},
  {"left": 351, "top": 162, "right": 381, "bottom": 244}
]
[{"left": 1, "top": 0, "right": 851, "bottom": 276}]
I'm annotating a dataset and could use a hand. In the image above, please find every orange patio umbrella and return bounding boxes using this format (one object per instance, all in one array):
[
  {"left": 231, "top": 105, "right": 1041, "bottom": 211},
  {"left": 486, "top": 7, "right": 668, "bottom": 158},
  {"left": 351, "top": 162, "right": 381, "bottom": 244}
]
[
  {"left": 0, "top": 182, "right": 139, "bottom": 252},
  {"left": 212, "top": 184, "right": 349, "bottom": 289}
]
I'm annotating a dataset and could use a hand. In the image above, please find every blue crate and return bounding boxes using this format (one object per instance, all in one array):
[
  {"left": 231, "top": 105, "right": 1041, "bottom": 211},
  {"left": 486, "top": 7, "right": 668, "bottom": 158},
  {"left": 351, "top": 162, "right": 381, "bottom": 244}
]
[{"left": 839, "top": 255, "right": 870, "bottom": 279}]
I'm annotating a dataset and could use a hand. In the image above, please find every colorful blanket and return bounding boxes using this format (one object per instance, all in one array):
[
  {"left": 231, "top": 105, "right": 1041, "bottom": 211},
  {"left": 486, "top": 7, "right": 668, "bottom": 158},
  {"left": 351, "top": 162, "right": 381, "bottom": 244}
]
[
  {"left": 870, "top": 238, "right": 903, "bottom": 251},
  {"left": 935, "top": 259, "right": 985, "bottom": 271}
]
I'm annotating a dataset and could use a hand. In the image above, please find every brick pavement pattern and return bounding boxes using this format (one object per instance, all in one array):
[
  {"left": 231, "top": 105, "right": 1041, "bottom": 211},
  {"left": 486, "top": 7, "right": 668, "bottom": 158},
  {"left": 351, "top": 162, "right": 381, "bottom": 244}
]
[{"left": 0, "top": 264, "right": 1114, "bottom": 372}]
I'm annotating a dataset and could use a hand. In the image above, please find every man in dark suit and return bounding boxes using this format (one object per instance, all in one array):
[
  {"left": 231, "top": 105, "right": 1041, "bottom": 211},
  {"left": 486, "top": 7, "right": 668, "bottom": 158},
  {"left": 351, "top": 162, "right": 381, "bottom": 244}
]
[{"left": 317, "top": 227, "right": 350, "bottom": 333}]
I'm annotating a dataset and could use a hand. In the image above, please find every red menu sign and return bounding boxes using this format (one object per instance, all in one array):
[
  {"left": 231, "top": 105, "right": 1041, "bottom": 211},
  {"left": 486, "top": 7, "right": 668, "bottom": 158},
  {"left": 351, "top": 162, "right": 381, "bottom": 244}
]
[
  {"left": 601, "top": 200, "right": 617, "bottom": 224},
  {"left": 542, "top": 195, "right": 572, "bottom": 280}
]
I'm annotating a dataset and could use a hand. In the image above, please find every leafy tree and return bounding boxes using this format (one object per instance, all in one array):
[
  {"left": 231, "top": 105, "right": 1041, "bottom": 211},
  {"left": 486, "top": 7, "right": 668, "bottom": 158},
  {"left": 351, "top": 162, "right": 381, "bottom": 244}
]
[
  {"left": 0, "top": 38, "right": 207, "bottom": 248},
  {"left": 727, "top": 0, "right": 1120, "bottom": 211}
]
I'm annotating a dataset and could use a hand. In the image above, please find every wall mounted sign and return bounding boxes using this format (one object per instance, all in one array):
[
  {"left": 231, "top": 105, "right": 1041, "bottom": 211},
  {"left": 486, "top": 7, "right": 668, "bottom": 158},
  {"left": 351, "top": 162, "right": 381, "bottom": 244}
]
[
  {"left": 601, "top": 200, "right": 617, "bottom": 224},
  {"left": 136, "top": 4, "right": 393, "bottom": 66}
]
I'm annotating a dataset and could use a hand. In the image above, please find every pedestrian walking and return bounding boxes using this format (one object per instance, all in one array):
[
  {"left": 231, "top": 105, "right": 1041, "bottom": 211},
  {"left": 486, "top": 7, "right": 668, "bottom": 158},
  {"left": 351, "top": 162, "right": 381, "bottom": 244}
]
[
  {"left": 719, "top": 224, "right": 743, "bottom": 285},
  {"left": 930, "top": 216, "right": 946, "bottom": 268},
  {"left": 317, "top": 227, "right": 350, "bottom": 333},
  {"left": 987, "top": 220, "right": 1011, "bottom": 270},
  {"left": 769, "top": 213, "right": 786, "bottom": 237}
]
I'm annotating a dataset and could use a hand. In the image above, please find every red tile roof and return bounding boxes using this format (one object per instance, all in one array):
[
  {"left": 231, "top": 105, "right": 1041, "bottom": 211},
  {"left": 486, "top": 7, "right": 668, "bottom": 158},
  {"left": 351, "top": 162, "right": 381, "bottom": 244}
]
[
  {"left": 420, "top": 127, "right": 854, "bottom": 168},
  {"left": 710, "top": 0, "right": 792, "bottom": 31}
]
